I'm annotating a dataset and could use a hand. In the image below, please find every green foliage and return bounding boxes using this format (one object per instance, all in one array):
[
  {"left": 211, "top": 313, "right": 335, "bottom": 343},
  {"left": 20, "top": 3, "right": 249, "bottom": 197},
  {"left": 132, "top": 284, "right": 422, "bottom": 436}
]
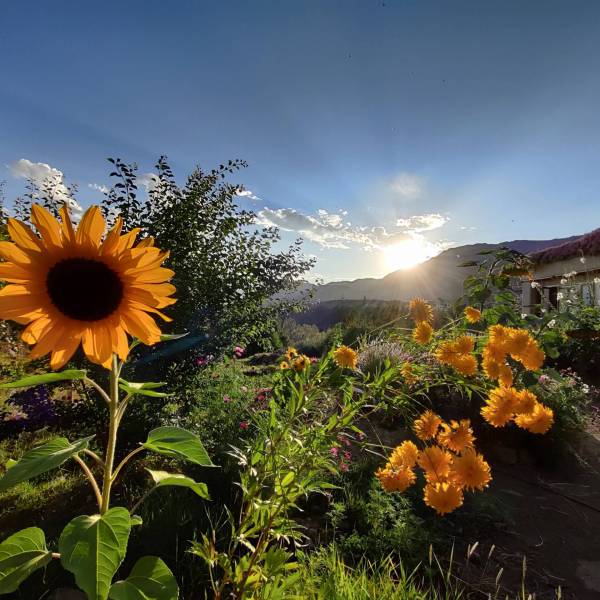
[
  {"left": 0, "top": 527, "right": 52, "bottom": 594},
  {"left": 59, "top": 507, "right": 132, "bottom": 600},
  {"left": 142, "top": 426, "right": 215, "bottom": 467},
  {"left": 144, "top": 469, "right": 210, "bottom": 501},
  {"left": 109, "top": 556, "right": 178, "bottom": 600},
  {"left": 0, "top": 436, "right": 93, "bottom": 491},
  {"left": 0, "top": 369, "right": 87, "bottom": 389}
]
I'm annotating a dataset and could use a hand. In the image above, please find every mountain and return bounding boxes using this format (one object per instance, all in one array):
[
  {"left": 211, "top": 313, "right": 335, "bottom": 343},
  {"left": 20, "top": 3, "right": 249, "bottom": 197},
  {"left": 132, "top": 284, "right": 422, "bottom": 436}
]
[{"left": 311, "top": 235, "right": 582, "bottom": 303}]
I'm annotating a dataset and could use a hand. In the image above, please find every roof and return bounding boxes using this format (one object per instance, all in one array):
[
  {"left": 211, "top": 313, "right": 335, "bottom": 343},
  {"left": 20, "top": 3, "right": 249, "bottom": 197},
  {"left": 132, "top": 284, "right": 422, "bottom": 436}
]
[{"left": 530, "top": 229, "right": 600, "bottom": 264}]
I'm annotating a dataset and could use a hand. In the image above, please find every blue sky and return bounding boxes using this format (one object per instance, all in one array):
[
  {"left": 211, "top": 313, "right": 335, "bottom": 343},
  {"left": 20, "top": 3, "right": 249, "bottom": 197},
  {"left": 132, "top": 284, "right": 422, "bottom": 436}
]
[{"left": 2, "top": 1, "right": 600, "bottom": 280}]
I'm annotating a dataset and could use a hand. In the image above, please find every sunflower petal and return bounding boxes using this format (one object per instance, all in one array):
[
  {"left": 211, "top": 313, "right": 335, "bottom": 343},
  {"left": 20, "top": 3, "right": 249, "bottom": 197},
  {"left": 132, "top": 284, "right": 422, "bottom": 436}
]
[
  {"left": 0, "top": 241, "right": 36, "bottom": 266},
  {"left": 21, "top": 316, "right": 53, "bottom": 344},
  {"left": 120, "top": 309, "right": 162, "bottom": 345},
  {"left": 28, "top": 324, "right": 68, "bottom": 362},
  {"left": 76, "top": 206, "right": 105, "bottom": 249},
  {"left": 59, "top": 204, "right": 76, "bottom": 245},
  {"left": 7, "top": 219, "right": 43, "bottom": 252},
  {"left": 31, "top": 205, "right": 63, "bottom": 249},
  {"left": 0, "top": 262, "right": 34, "bottom": 283},
  {"left": 101, "top": 217, "right": 123, "bottom": 256},
  {"left": 50, "top": 334, "right": 82, "bottom": 370},
  {"left": 136, "top": 236, "right": 155, "bottom": 248}
]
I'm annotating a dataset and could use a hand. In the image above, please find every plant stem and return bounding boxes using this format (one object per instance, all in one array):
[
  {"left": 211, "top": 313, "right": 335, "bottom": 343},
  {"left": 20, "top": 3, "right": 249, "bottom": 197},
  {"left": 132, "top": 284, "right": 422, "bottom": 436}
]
[
  {"left": 73, "top": 454, "right": 102, "bottom": 510},
  {"left": 100, "top": 355, "right": 120, "bottom": 514},
  {"left": 111, "top": 446, "right": 145, "bottom": 483}
]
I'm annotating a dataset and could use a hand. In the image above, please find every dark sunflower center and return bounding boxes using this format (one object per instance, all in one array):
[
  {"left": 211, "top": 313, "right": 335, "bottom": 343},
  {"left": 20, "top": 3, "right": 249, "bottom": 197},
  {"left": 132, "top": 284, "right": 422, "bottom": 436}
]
[{"left": 46, "top": 258, "right": 124, "bottom": 321}]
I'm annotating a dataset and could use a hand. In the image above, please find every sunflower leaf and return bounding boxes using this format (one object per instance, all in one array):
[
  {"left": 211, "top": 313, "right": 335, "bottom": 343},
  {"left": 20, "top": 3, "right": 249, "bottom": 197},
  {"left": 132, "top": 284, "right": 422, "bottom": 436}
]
[
  {"left": 108, "top": 556, "right": 178, "bottom": 600},
  {"left": 0, "top": 527, "right": 53, "bottom": 594},
  {"left": 59, "top": 507, "right": 131, "bottom": 600},
  {"left": 145, "top": 469, "right": 210, "bottom": 500},
  {"left": 0, "top": 370, "right": 87, "bottom": 389},
  {"left": 142, "top": 427, "right": 215, "bottom": 467},
  {"left": 118, "top": 380, "right": 170, "bottom": 398},
  {"left": 159, "top": 333, "right": 188, "bottom": 342},
  {"left": 0, "top": 436, "right": 94, "bottom": 491}
]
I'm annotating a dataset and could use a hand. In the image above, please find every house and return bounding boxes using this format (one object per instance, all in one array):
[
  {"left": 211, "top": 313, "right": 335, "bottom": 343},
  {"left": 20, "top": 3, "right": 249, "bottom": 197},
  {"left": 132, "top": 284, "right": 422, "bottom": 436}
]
[{"left": 522, "top": 229, "right": 600, "bottom": 314}]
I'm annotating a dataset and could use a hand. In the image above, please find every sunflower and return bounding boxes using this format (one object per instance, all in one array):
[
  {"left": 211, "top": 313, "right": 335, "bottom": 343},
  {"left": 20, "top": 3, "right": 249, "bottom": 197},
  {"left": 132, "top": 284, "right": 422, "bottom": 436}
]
[
  {"left": 279, "top": 361, "right": 290, "bottom": 370},
  {"left": 333, "top": 345, "right": 358, "bottom": 369},
  {"left": 292, "top": 354, "right": 311, "bottom": 372},
  {"left": 0, "top": 205, "right": 175, "bottom": 369},
  {"left": 285, "top": 346, "right": 298, "bottom": 360}
]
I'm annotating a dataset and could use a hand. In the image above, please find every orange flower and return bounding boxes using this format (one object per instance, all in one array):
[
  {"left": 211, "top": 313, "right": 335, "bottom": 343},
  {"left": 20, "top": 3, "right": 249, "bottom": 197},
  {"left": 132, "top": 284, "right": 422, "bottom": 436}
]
[
  {"left": 450, "top": 448, "right": 491, "bottom": 491},
  {"left": 376, "top": 465, "right": 416, "bottom": 493},
  {"left": 488, "top": 325, "right": 511, "bottom": 351},
  {"left": 437, "top": 420, "right": 475, "bottom": 453},
  {"left": 514, "top": 389, "right": 537, "bottom": 414},
  {"left": 424, "top": 482, "right": 464, "bottom": 515},
  {"left": 389, "top": 440, "right": 419, "bottom": 469},
  {"left": 464, "top": 306, "right": 482, "bottom": 324},
  {"left": 279, "top": 361, "right": 290, "bottom": 370},
  {"left": 417, "top": 445, "right": 453, "bottom": 483},
  {"left": 454, "top": 335, "right": 475, "bottom": 354},
  {"left": 482, "top": 355, "right": 501, "bottom": 380},
  {"left": 292, "top": 355, "right": 311, "bottom": 371},
  {"left": 480, "top": 388, "right": 514, "bottom": 427},
  {"left": 453, "top": 354, "right": 478, "bottom": 377},
  {"left": 413, "top": 321, "right": 433, "bottom": 345},
  {"left": 519, "top": 343, "right": 545, "bottom": 371},
  {"left": 514, "top": 402, "right": 554, "bottom": 434},
  {"left": 401, "top": 362, "right": 417, "bottom": 385},
  {"left": 413, "top": 410, "right": 442, "bottom": 441},
  {"left": 435, "top": 341, "right": 459, "bottom": 365},
  {"left": 409, "top": 298, "right": 433, "bottom": 324},
  {"left": 498, "top": 363, "right": 513, "bottom": 387},
  {"left": 333, "top": 345, "right": 358, "bottom": 369}
]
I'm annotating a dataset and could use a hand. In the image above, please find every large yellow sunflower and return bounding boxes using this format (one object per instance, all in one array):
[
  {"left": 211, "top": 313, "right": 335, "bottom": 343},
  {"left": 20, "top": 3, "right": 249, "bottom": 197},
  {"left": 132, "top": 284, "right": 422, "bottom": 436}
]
[{"left": 0, "top": 204, "right": 176, "bottom": 369}]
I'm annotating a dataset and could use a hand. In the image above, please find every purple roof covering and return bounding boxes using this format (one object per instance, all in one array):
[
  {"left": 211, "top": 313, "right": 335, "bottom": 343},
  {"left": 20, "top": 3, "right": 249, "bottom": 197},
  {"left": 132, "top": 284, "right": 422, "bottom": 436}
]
[{"left": 530, "top": 229, "right": 600, "bottom": 264}]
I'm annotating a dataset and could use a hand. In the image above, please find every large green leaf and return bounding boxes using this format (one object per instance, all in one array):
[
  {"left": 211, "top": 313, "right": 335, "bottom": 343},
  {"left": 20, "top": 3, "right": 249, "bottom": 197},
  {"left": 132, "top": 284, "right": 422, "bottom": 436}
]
[
  {"left": 0, "top": 436, "right": 93, "bottom": 492},
  {"left": 108, "top": 556, "right": 178, "bottom": 600},
  {"left": 119, "top": 380, "right": 170, "bottom": 398},
  {"left": 0, "top": 528, "right": 52, "bottom": 594},
  {"left": 59, "top": 507, "right": 131, "bottom": 600},
  {"left": 0, "top": 370, "right": 87, "bottom": 389},
  {"left": 146, "top": 469, "right": 210, "bottom": 500},
  {"left": 142, "top": 427, "right": 214, "bottom": 467}
]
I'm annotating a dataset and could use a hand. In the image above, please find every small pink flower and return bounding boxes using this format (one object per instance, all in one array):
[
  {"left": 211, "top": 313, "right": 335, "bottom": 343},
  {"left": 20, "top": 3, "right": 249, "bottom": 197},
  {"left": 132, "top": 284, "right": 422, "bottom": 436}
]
[
  {"left": 256, "top": 393, "right": 266, "bottom": 402},
  {"left": 196, "top": 356, "right": 207, "bottom": 366},
  {"left": 538, "top": 374, "right": 550, "bottom": 384},
  {"left": 310, "top": 357, "right": 318, "bottom": 363},
  {"left": 223, "top": 395, "right": 232, "bottom": 403},
  {"left": 330, "top": 447, "right": 339, "bottom": 457},
  {"left": 339, "top": 461, "right": 349, "bottom": 472},
  {"left": 343, "top": 451, "right": 352, "bottom": 461},
  {"left": 234, "top": 346, "right": 246, "bottom": 358},
  {"left": 241, "top": 386, "right": 248, "bottom": 393},
  {"left": 239, "top": 421, "right": 249, "bottom": 430}
]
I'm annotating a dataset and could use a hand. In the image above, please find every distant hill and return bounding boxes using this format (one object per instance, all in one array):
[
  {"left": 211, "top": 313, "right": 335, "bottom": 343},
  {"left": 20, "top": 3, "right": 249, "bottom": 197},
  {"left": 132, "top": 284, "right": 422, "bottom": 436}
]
[{"left": 310, "top": 235, "right": 581, "bottom": 303}]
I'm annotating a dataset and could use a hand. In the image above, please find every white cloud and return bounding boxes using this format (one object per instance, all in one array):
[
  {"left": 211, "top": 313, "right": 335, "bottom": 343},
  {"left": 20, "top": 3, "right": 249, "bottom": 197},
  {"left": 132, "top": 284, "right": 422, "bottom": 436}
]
[
  {"left": 236, "top": 188, "right": 261, "bottom": 201},
  {"left": 396, "top": 213, "right": 449, "bottom": 232},
  {"left": 137, "top": 172, "right": 160, "bottom": 193},
  {"left": 388, "top": 172, "right": 425, "bottom": 200},
  {"left": 10, "top": 159, "right": 82, "bottom": 214},
  {"left": 88, "top": 183, "right": 109, "bottom": 194}
]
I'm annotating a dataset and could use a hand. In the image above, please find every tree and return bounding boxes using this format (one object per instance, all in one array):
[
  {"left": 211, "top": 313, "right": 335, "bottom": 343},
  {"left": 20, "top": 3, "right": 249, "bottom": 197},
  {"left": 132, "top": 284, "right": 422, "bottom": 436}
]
[{"left": 100, "top": 156, "right": 315, "bottom": 355}]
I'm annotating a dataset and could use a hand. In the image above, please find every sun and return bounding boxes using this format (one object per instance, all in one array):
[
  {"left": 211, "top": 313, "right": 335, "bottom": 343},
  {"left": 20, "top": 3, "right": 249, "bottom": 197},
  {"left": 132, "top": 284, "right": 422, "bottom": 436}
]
[{"left": 383, "top": 239, "right": 437, "bottom": 271}]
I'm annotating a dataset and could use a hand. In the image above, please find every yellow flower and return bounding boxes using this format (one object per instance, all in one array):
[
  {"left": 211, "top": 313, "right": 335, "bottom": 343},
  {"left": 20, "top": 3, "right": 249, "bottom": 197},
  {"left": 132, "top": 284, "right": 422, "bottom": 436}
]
[
  {"left": 464, "top": 306, "right": 481, "bottom": 324},
  {"left": 519, "top": 343, "right": 545, "bottom": 371},
  {"left": 480, "top": 387, "right": 515, "bottom": 427},
  {"left": 279, "top": 361, "right": 290, "bottom": 370},
  {"left": 413, "top": 321, "right": 433, "bottom": 345},
  {"left": 435, "top": 341, "right": 459, "bottom": 365},
  {"left": 482, "top": 355, "right": 501, "bottom": 380},
  {"left": 437, "top": 420, "right": 475, "bottom": 453},
  {"left": 424, "top": 482, "right": 464, "bottom": 515},
  {"left": 450, "top": 448, "right": 491, "bottom": 491},
  {"left": 453, "top": 354, "right": 478, "bottom": 377},
  {"left": 401, "top": 362, "right": 418, "bottom": 385},
  {"left": 0, "top": 205, "right": 175, "bottom": 369},
  {"left": 488, "top": 325, "right": 511, "bottom": 351},
  {"left": 292, "top": 354, "right": 311, "bottom": 372},
  {"left": 413, "top": 410, "right": 442, "bottom": 441},
  {"left": 333, "top": 345, "right": 358, "bottom": 369},
  {"left": 514, "top": 389, "right": 537, "bottom": 414},
  {"left": 483, "top": 341, "right": 507, "bottom": 364},
  {"left": 417, "top": 445, "right": 453, "bottom": 483},
  {"left": 454, "top": 335, "right": 475, "bottom": 355},
  {"left": 498, "top": 363, "right": 513, "bottom": 387},
  {"left": 376, "top": 465, "right": 416, "bottom": 493},
  {"left": 409, "top": 298, "right": 433, "bottom": 324},
  {"left": 389, "top": 440, "right": 419, "bottom": 469},
  {"left": 514, "top": 402, "right": 554, "bottom": 434},
  {"left": 506, "top": 329, "right": 531, "bottom": 357},
  {"left": 285, "top": 346, "right": 298, "bottom": 360}
]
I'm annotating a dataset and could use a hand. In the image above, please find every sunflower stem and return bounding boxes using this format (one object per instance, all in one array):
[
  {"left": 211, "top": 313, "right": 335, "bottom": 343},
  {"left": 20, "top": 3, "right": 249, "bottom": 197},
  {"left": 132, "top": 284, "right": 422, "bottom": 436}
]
[
  {"left": 100, "top": 354, "right": 120, "bottom": 514},
  {"left": 72, "top": 454, "right": 102, "bottom": 510}
]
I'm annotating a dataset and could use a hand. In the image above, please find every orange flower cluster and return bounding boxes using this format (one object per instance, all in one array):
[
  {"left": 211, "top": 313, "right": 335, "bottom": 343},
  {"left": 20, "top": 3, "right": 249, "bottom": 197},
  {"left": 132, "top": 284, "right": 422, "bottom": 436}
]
[
  {"left": 482, "top": 325, "right": 545, "bottom": 387},
  {"left": 481, "top": 386, "right": 554, "bottom": 433},
  {"left": 280, "top": 347, "right": 311, "bottom": 372},
  {"left": 435, "top": 335, "right": 478, "bottom": 376},
  {"left": 409, "top": 299, "right": 434, "bottom": 345},
  {"left": 401, "top": 362, "right": 417, "bottom": 386},
  {"left": 377, "top": 411, "right": 491, "bottom": 515}
]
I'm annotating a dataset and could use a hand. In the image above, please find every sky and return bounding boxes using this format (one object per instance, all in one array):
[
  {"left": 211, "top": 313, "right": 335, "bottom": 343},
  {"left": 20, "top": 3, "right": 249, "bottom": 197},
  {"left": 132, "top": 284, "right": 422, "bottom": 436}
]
[{"left": 2, "top": 1, "right": 600, "bottom": 281}]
